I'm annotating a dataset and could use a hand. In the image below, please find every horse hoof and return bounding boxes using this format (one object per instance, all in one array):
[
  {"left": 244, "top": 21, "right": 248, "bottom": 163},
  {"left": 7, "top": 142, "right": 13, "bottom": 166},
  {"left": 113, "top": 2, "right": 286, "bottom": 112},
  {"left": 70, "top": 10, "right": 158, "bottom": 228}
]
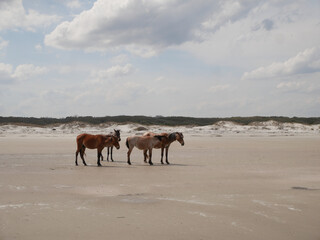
[
  {"left": 161, "top": 162, "right": 164, "bottom": 164},
  {"left": 127, "top": 162, "right": 131, "bottom": 165},
  {"left": 149, "top": 162, "right": 153, "bottom": 165},
  {"left": 166, "top": 162, "right": 170, "bottom": 164}
]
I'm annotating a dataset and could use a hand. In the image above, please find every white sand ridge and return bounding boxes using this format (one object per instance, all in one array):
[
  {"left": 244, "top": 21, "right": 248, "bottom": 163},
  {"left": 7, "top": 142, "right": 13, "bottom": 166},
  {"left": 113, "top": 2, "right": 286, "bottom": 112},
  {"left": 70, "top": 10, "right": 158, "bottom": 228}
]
[{"left": 0, "top": 120, "right": 319, "bottom": 137}]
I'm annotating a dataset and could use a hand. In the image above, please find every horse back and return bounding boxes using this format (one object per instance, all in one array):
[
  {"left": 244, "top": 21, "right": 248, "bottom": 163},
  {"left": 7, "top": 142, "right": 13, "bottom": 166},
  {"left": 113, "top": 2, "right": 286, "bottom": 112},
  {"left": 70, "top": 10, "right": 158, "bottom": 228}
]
[
  {"left": 132, "top": 136, "right": 160, "bottom": 150},
  {"left": 143, "top": 132, "right": 154, "bottom": 137},
  {"left": 143, "top": 132, "right": 169, "bottom": 148},
  {"left": 81, "top": 134, "right": 104, "bottom": 149}
]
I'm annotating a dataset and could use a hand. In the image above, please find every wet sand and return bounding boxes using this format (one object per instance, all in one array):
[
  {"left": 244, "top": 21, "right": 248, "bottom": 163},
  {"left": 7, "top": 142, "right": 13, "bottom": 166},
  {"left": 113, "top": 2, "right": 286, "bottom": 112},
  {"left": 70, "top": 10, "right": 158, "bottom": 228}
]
[{"left": 0, "top": 135, "right": 320, "bottom": 240}]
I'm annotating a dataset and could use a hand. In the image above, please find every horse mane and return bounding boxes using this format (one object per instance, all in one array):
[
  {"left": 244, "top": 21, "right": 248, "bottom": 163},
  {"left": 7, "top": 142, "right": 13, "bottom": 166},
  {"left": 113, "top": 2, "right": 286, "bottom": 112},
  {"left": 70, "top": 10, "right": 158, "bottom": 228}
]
[
  {"left": 169, "top": 132, "right": 177, "bottom": 141},
  {"left": 112, "top": 129, "right": 121, "bottom": 140}
]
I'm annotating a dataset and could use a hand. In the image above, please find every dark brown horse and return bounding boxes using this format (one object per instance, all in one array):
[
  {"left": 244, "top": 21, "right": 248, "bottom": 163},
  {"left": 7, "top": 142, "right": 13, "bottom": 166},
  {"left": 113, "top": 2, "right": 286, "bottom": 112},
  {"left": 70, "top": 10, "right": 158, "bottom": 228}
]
[
  {"left": 125, "top": 135, "right": 168, "bottom": 165},
  {"left": 75, "top": 133, "right": 120, "bottom": 166},
  {"left": 143, "top": 132, "right": 184, "bottom": 164},
  {"left": 106, "top": 129, "right": 121, "bottom": 162}
]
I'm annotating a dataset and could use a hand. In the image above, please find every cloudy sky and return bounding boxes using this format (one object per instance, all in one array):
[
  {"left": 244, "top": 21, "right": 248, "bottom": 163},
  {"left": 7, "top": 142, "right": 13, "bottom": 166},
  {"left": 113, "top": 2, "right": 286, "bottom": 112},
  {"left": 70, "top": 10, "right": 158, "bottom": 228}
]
[{"left": 0, "top": 0, "right": 319, "bottom": 118}]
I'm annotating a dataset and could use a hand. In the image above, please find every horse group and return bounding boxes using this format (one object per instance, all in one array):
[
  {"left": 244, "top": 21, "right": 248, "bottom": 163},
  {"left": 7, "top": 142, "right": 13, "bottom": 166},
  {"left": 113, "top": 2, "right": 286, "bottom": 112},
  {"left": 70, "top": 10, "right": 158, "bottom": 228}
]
[{"left": 75, "top": 129, "right": 184, "bottom": 166}]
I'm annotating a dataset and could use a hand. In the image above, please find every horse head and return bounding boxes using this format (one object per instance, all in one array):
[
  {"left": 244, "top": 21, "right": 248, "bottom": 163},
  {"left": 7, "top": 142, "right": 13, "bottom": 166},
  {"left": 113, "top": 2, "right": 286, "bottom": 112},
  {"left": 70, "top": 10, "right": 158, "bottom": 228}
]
[
  {"left": 108, "top": 135, "right": 120, "bottom": 149},
  {"left": 114, "top": 129, "right": 121, "bottom": 142},
  {"left": 176, "top": 132, "right": 184, "bottom": 146}
]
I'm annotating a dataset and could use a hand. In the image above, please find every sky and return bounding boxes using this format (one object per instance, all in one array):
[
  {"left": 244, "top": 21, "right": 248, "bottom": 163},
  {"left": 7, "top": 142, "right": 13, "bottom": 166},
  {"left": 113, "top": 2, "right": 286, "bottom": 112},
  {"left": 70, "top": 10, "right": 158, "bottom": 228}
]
[{"left": 0, "top": 0, "right": 319, "bottom": 118}]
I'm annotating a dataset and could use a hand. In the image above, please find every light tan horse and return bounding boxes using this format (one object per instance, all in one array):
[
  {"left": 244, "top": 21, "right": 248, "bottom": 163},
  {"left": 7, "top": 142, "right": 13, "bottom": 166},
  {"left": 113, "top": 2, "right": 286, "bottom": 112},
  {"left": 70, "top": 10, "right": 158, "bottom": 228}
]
[
  {"left": 143, "top": 132, "right": 184, "bottom": 164},
  {"left": 75, "top": 134, "right": 120, "bottom": 166},
  {"left": 125, "top": 135, "right": 168, "bottom": 165}
]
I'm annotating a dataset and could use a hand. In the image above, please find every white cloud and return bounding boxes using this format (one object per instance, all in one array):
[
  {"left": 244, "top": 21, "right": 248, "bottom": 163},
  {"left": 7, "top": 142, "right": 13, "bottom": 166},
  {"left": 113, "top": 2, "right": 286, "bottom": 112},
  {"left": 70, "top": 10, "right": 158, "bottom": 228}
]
[
  {"left": 45, "top": 0, "right": 318, "bottom": 64},
  {"left": 105, "top": 81, "right": 146, "bottom": 104},
  {"left": 35, "top": 44, "right": 43, "bottom": 51},
  {"left": 0, "top": 63, "right": 13, "bottom": 83},
  {"left": 252, "top": 18, "right": 274, "bottom": 31},
  {"left": 72, "top": 79, "right": 148, "bottom": 111},
  {"left": 0, "top": 37, "right": 8, "bottom": 51},
  {"left": 94, "top": 64, "right": 134, "bottom": 79},
  {"left": 0, "top": 0, "right": 60, "bottom": 31},
  {"left": 242, "top": 47, "right": 320, "bottom": 80},
  {"left": 277, "top": 75, "right": 320, "bottom": 94},
  {"left": 0, "top": 63, "right": 47, "bottom": 83},
  {"left": 66, "top": 0, "right": 83, "bottom": 10},
  {"left": 12, "top": 64, "right": 48, "bottom": 80},
  {"left": 180, "top": 1, "right": 320, "bottom": 72},
  {"left": 202, "top": 1, "right": 249, "bottom": 31},
  {"left": 111, "top": 54, "right": 129, "bottom": 64},
  {"left": 0, "top": 63, "right": 12, "bottom": 74},
  {"left": 277, "top": 81, "right": 306, "bottom": 91},
  {"left": 208, "top": 84, "right": 231, "bottom": 93},
  {"left": 125, "top": 45, "right": 160, "bottom": 58},
  {"left": 154, "top": 76, "right": 165, "bottom": 82},
  {"left": 46, "top": 0, "right": 252, "bottom": 55}
]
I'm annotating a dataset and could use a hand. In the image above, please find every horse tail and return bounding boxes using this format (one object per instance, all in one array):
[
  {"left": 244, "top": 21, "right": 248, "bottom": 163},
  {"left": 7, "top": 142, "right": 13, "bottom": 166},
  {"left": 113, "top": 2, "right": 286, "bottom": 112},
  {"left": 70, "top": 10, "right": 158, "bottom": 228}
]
[
  {"left": 76, "top": 134, "right": 86, "bottom": 152},
  {"left": 126, "top": 138, "right": 129, "bottom": 149},
  {"left": 79, "top": 144, "right": 86, "bottom": 157}
]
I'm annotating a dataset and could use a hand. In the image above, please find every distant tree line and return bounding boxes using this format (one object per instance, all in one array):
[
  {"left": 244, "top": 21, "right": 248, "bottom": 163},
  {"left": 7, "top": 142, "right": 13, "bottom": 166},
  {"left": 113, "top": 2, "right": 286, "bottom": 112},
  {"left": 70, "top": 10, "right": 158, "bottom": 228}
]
[{"left": 0, "top": 116, "right": 320, "bottom": 126}]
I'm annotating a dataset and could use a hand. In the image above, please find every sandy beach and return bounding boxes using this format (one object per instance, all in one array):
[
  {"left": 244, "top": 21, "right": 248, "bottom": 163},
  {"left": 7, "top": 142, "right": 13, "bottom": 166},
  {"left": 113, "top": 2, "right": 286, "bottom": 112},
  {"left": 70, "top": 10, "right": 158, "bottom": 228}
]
[{"left": 0, "top": 125, "right": 320, "bottom": 239}]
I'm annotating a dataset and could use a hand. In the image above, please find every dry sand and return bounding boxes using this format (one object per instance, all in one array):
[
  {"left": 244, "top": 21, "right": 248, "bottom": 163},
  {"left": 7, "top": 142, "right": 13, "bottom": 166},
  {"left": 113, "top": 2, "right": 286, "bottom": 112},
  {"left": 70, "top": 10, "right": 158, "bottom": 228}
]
[{"left": 0, "top": 135, "right": 320, "bottom": 240}]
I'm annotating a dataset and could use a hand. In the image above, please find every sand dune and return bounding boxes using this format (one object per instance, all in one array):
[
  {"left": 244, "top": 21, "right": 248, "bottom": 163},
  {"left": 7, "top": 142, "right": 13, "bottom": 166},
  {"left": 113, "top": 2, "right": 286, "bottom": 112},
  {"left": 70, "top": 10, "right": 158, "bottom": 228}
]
[{"left": 1, "top": 120, "right": 319, "bottom": 137}]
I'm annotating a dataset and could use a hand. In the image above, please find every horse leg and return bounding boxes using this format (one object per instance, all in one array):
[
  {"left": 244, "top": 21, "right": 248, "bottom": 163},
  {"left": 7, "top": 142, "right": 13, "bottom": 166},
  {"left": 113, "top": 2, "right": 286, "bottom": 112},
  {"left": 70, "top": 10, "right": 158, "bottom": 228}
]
[
  {"left": 97, "top": 149, "right": 103, "bottom": 167},
  {"left": 143, "top": 149, "right": 148, "bottom": 163},
  {"left": 160, "top": 147, "right": 164, "bottom": 164},
  {"left": 127, "top": 147, "right": 133, "bottom": 165},
  {"left": 110, "top": 146, "right": 114, "bottom": 162},
  {"left": 75, "top": 151, "right": 79, "bottom": 166},
  {"left": 165, "top": 146, "right": 170, "bottom": 164},
  {"left": 75, "top": 140, "right": 83, "bottom": 166},
  {"left": 106, "top": 147, "right": 110, "bottom": 161},
  {"left": 101, "top": 152, "right": 104, "bottom": 162},
  {"left": 148, "top": 148, "right": 153, "bottom": 165},
  {"left": 80, "top": 146, "right": 87, "bottom": 166}
]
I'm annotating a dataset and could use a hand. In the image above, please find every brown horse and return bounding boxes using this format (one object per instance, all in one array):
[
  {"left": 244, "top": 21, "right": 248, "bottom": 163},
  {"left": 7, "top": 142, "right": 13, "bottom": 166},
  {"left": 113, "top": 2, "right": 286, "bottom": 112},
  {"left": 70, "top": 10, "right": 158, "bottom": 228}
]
[
  {"left": 106, "top": 129, "right": 121, "bottom": 162},
  {"left": 143, "top": 132, "right": 184, "bottom": 164},
  {"left": 126, "top": 135, "right": 168, "bottom": 165},
  {"left": 75, "top": 133, "right": 120, "bottom": 166}
]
